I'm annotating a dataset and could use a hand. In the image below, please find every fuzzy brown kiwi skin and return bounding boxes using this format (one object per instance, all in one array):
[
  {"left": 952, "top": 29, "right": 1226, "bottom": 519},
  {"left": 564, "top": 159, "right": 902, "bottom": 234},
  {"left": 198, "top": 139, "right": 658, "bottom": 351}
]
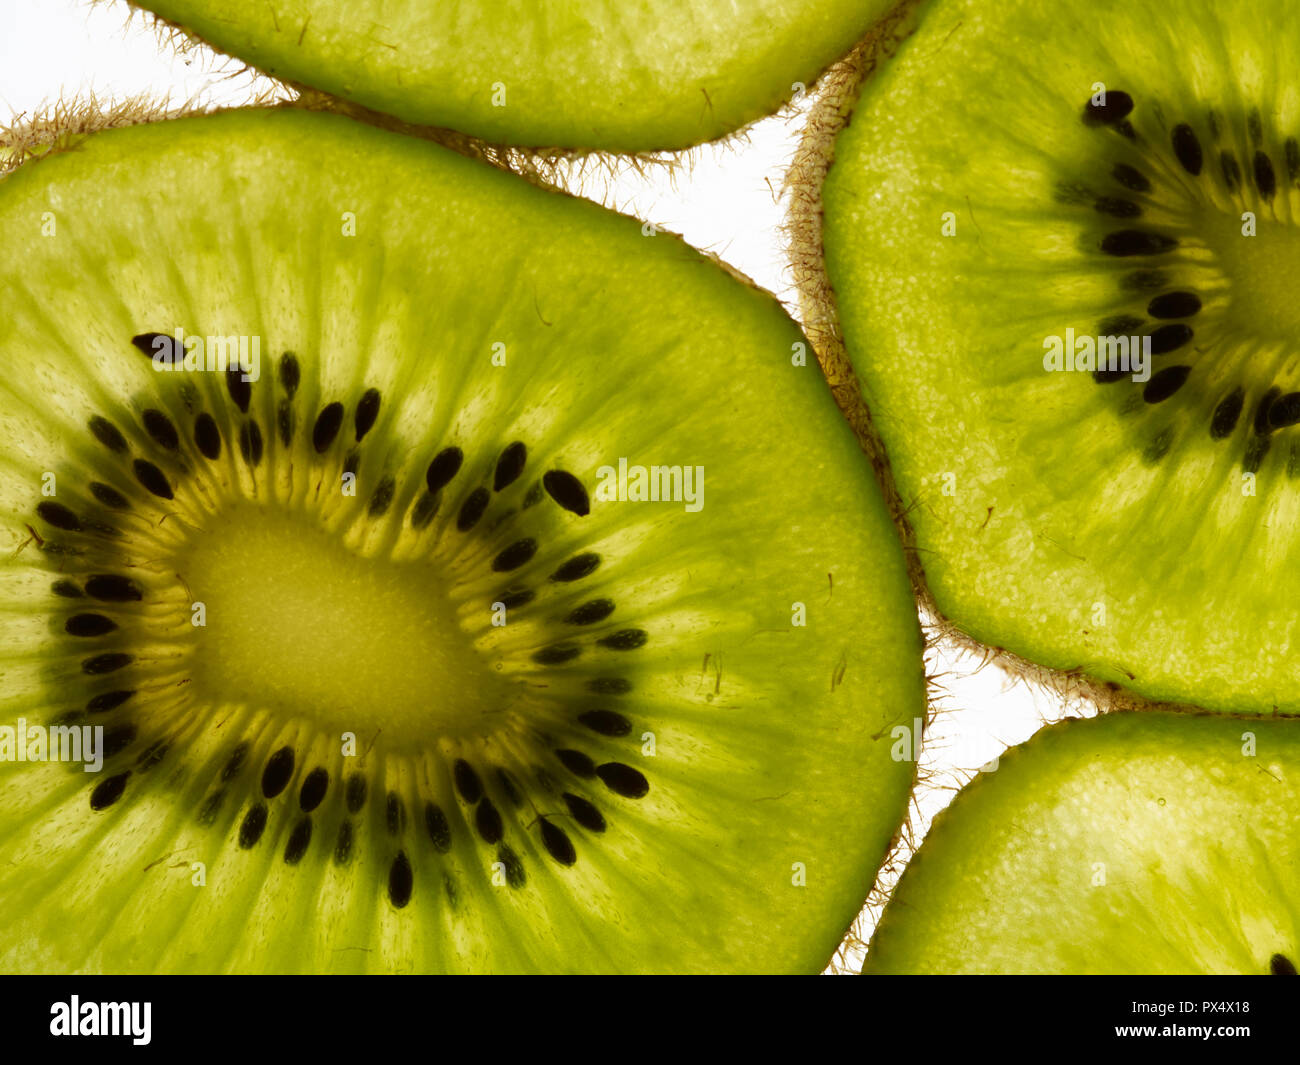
[{"left": 784, "top": 13, "right": 1223, "bottom": 721}]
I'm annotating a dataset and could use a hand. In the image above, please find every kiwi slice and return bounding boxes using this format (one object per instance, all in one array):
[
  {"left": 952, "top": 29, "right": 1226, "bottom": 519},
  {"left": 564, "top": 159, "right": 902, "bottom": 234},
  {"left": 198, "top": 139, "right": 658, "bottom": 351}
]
[
  {"left": 0, "top": 107, "right": 924, "bottom": 973},
  {"left": 812, "top": 0, "right": 1300, "bottom": 713},
  {"left": 128, "top": 0, "right": 900, "bottom": 151},
  {"left": 866, "top": 711, "right": 1300, "bottom": 974}
]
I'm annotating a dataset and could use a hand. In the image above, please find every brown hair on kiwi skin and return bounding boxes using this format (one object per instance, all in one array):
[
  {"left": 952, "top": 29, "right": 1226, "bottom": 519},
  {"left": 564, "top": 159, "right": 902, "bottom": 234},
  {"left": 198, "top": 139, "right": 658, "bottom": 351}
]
[{"left": 783, "top": 9, "right": 1223, "bottom": 722}]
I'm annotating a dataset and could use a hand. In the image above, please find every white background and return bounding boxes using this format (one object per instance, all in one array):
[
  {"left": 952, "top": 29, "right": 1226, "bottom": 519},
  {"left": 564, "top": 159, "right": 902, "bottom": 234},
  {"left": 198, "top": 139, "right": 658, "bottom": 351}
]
[{"left": 0, "top": 0, "right": 1080, "bottom": 971}]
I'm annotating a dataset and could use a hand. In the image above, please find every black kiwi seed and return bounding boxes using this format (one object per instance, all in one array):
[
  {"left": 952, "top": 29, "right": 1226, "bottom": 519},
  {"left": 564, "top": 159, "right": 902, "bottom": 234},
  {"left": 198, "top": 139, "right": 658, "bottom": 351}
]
[
  {"left": 343, "top": 450, "right": 360, "bottom": 478},
  {"left": 498, "top": 845, "right": 526, "bottom": 888},
  {"left": 89, "top": 416, "right": 128, "bottom": 454},
  {"left": 1271, "top": 954, "right": 1298, "bottom": 975},
  {"left": 1171, "top": 124, "right": 1203, "bottom": 175},
  {"left": 1120, "top": 270, "right": 1168, "bottom": 292},
  {"left": 299, "top": 767, "right": 329, "bottom": 812},
  {"left": 1248, "top": 109, "right": 1263, "bottom": 144},
  {"left": 496, "top": 588, "right": 534, "bottom": 610},
  {"left": 578, "top": 709, "right": 632, "bottom": 736},
  {"left": 475, "top": 798, "right": 504, "bottom": 844},
  {"left": 312, "top": 402, "right": 345, "bottom": 452},
  {"left": 1147, "top": 324, "right": 1194, "bottom": 355},
  {"left": 52, "top": 580, "right": 82, "bottom": 598},
  {"left": 82, "top": 653, "right": 133, "bottom": 674},
  {"left": 426, "top": 447, "right": 464, "bottom": 493},
  {"left": 598, "top": 629, "right": 648, "bottom": 650},
  {"left": 539, "top": 817, "right": 577, "bottom": 865},
  {"left": 197, "top": 789, "right": 225, "bottom": 826},
  {"left": 1094, "top": 197, "right": 1141, "bottom": 219},
  {"left": 1081, "top": 90, "right": 1133, "bottom": 126},
  {"left": 89, "top": 772, "right": 130, "bottom": 810},
  {"left": 1099, "top": 315, "right": 1144, "bottom": 336},
  {"left": 556, "top": 749, "right": 597, "bottom": 777},
  {"left": 279, "top": 353, "right": 300, "bottom": 396},
  {"left": 424, "top": 802, "right": 452, "bottom": 852},
  {"left": 334, "top": 821, "right": 354, "bottom": 865},
  {"left": 534, "top": 644, "right": 581, "bottom": 665},
  {"left": 493, "top": 441, "right": 527, "bottom": 491},
  {"left": 454, "top": 759, "right": 483, "bottom": 803},
  {"left": 1210, "top": 389, "right": 1246, "bottom": 439},
  {"left": 283, "top": 817, "right": 313, "bottom": 864},
  {"left": 496, "top": 769, "right": 522, "bottom": 807},
  {"left": 597, "top": 762, "right": 650, "bottom": 798},
  {"left": 566, "top": 599, "right": 616, "bottom": 625},
  {"left": 1220, "top": 151, "right": 1241, "bottom": 191},
  {"left": 1147, "top": 292, "right": 1201, "bottom": 319},
  {"left": 456, "top": 487, "right": 490, "bottom": 532},
  {"left": 369, "top": 476, "right": 396, "bottom": 517},
  {"left": 386, "top": 792, "right": 406, "bottom": 835},
  {"left": 194, "top": 413, "right": 222, "bottom": 460},
  {"left": 277, "top": 400, "right": 293, "bottom": 447},
  {"left": 89, "top": 483, "right": 130, "bottom": 510},
  {"left": 222, "top": 741, "right": 249, "bottom": 781},
  {"left": 551, "top": 552, "right": 600, "bottom": 582},
  {"left": 226, "top": 367, "right": 252, "bottom": 413},
  {"left": 1267, "top": 393, "right": 1300, "bottom": 429},
  {"left": 1111, "top": 163, "right": 1151, "bottom": 193},
  {"left": 85, "top": 575, "right": 143, "bottom": 602},
  {"left": 142, "top": 409, "right": 180, "bottom": 451},
  {"left": 1244, "top": 436, "right": 1270, "bottom": 474},
  {"left": 1254, "top": 151, "right": 1277, "bottom": 199},
  {"left": 1286, "top": 139, "right": 1300, "bottom": 184},
  {"left": 542, "top": 470, "right": 591, "bottom": 516},
  {"left": 410, "top": 491, "right": 440, "bottom": 529},
  {"left": 261, "top": 746, "right": 296, "bottom": 798},
  {"left": 239, "top": 421, "right": 263, "bottom": 466},
  {"left": 131, "top": 332, "right": 181, "bottom": 365},
  {"left": 492, "top": 538, "right": 537, "bottom": 572},
  {"left": 102, "top": 723, "right": 137, "bottom": 758},
  {"left": 65, "top": 613, "right": 117, "bottom": 637},
  {"left": 388, "top": 851, "right": 414, "bottom": 908},
  {"left": 563, "top": 792, "right": 607, "bottom": 832},
  {"left": 1142, "top": 366, "right": 1192, "bottom": 404},
  {"left": 36, "top": 501, "right": 80, "bottom": 531},
  {"left": 132, "top": 459, "right": 174, "bottom": 500},
  {"left": 354, "top": 388, "right": 381, "bottom": 441},
  {"left": 1255, "top": 388, "right": 1281, "bottom": 435},
  {"left": 345, "top": 773, "right": 367, "bottom": 812},
  {"left": 1102, "top": 230, "right": 1178, "bottom": 257},
  {"left": 238, "top": 803, "right": 269, "bottom": 848}
]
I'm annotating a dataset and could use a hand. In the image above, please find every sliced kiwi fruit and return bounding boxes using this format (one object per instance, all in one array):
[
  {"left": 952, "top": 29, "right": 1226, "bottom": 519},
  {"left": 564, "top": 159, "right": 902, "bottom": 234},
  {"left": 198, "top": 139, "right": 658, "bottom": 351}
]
[
  {"left": 809, "top": 0, "right": 1300, "bottom": 713},
  {"left": 0, "top": 107, "right": 924, "bottom": 973},
  {"left": 866, "top": 711, "right": 1300, "bottom": 974},
  {"left": 128, "top": 0, "right": 900, "bottom": 152}
]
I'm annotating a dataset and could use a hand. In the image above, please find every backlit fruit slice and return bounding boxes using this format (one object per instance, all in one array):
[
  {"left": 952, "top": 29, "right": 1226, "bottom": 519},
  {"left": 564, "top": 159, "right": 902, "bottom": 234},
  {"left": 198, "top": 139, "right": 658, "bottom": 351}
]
[
  {"left": 818, "top": 0, "right": 1300, "bottom": 713},
  {"left": 867, "top": 711, "right": 1300, "bottom": 975},
  {"left": 133, "top": 0, "right": 900, "bottom": 151},
  {"left": 0, "top": 107, "right": 924, "bottom": 973}
]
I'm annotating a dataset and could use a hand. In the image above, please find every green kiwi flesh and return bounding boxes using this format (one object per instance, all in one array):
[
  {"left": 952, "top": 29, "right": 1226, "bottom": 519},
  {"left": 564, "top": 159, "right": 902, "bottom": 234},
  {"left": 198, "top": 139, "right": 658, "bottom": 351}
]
[
  {"left": 867, "top": 711, "right": 1300, "bottom": 974},
  {"left": 819, "top": 0, "right": 1300, "bottom": 713},
  {"left": 131, "top": 0, "right": 898, "bottom": 151},
  {"left": 0, "top": 108, "right": 925, "bottom": 973}
]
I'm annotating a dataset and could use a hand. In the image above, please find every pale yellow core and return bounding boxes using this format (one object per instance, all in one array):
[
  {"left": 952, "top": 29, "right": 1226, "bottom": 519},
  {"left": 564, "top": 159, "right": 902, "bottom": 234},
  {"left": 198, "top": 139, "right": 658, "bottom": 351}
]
[
  {"left": 1209, "top": 212, "right": 1300, "bottom": 337},
  {"left": 179, "top": 505, "right": 513, "bottom": 738}
]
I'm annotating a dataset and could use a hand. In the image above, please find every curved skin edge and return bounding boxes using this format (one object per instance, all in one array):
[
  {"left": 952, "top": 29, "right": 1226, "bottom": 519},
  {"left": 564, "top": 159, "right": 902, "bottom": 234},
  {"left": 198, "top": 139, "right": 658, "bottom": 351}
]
[
  {"left": 785, "top": 4, "right": 1228, "bottom": 721},
  {"left": 0, "top": 106, "right": 927, "bottom": 973},
  {"left": 112, "top": 0, "right": 883, "bottom": 158},
  {"left": 862, "top": 709, "right": 1298, "bottom": 974}
]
